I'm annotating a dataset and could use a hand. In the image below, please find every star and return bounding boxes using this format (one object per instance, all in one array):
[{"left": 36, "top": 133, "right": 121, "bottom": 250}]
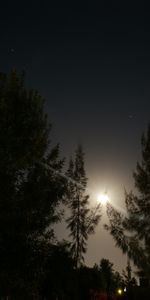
[
  {"left": 129, "top": 114, "right": 134, "bottom": 119},
  {"left": 9, "top": 48, "right": 15, "bottom": 53}
]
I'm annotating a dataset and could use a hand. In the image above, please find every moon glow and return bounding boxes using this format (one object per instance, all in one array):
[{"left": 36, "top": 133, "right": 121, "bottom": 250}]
[{"left": 97, "top": 193, "right": 109, "bottom": 205}]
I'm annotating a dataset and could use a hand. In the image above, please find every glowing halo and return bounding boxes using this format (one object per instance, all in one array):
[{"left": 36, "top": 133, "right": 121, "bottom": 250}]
[{"left": 97, "top": 193, "right": 109, "bottom": 205}]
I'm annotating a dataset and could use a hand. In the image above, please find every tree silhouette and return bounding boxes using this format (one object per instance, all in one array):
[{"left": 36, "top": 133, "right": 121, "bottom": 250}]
[
  {"left": 105, "top": 124, "right": 150, "bottom": 280},
  {"left": 66, "top": 145, "right": 101, "bottom": 268},
  {"left": 40, "top": 241, "right": 76, "bottom": 300},
  {"left": 122, "top": 259, "right": 137, "bottom": 287},
  {"left": 0, "top": 70, "right": 65, "bottom": 298},
  {"left": 99, "top": 259, "right": 114, "bottom": 298}
]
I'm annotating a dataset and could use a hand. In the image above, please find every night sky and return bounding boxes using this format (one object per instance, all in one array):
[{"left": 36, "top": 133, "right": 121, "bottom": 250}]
[{"left": 1, "top": 1, "right": 150, "bottom": 272}]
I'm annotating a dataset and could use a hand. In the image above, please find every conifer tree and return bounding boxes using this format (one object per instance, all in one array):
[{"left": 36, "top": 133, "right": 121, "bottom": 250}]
[
  {"left": 0, "top": 70, "right": 65, "bottom": 298},
  {"left": 66, "top": 145, "right": 101, "bottom": 268},
  {"left": 105, "top": 124, "right": 150, "bottom": 278},
  {"left": 99, "top": 258, "right": 114, "bottom": 297}
]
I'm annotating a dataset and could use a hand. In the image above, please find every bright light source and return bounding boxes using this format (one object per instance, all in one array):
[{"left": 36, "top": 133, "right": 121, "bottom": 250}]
[
  {"left": 117, "top": 289, "right": 123, "bottom": 295},
  {"left": 97, "top": 193, "right": 109, "bottom": 205}
]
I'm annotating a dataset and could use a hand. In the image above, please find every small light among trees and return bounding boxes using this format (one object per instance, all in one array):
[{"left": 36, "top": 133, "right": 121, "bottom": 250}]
[{"left": 117, "top": 288, "right": 123, "bottom": 295}]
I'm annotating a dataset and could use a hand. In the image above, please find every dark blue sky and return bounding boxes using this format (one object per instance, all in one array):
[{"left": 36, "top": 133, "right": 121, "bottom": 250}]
[{"left": 1, "top": 0, "right": 150, "bottom": 271}]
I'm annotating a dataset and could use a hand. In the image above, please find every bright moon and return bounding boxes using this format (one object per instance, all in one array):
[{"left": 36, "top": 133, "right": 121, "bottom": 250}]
[{"left": 97, "top": 193, "right": 109, "bottom": 205}]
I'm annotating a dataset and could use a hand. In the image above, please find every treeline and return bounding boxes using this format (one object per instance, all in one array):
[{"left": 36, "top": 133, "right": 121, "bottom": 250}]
[{"left": 40, "top": 251, "right": 126, "bottom": 300}]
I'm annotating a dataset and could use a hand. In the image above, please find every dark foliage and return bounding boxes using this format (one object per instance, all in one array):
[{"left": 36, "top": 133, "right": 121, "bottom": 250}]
[
  {"left": 40, "top": 241, "right": 77, "bottom": 300},
  {"left": 0, "top": 70, "right": 65, "bottom": 299},
  {"left": 105, "top": 124, "right": 150, "bottom": 279},
  {"left": 65, "top": 145, "right": 101, "bottom": 268}
]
